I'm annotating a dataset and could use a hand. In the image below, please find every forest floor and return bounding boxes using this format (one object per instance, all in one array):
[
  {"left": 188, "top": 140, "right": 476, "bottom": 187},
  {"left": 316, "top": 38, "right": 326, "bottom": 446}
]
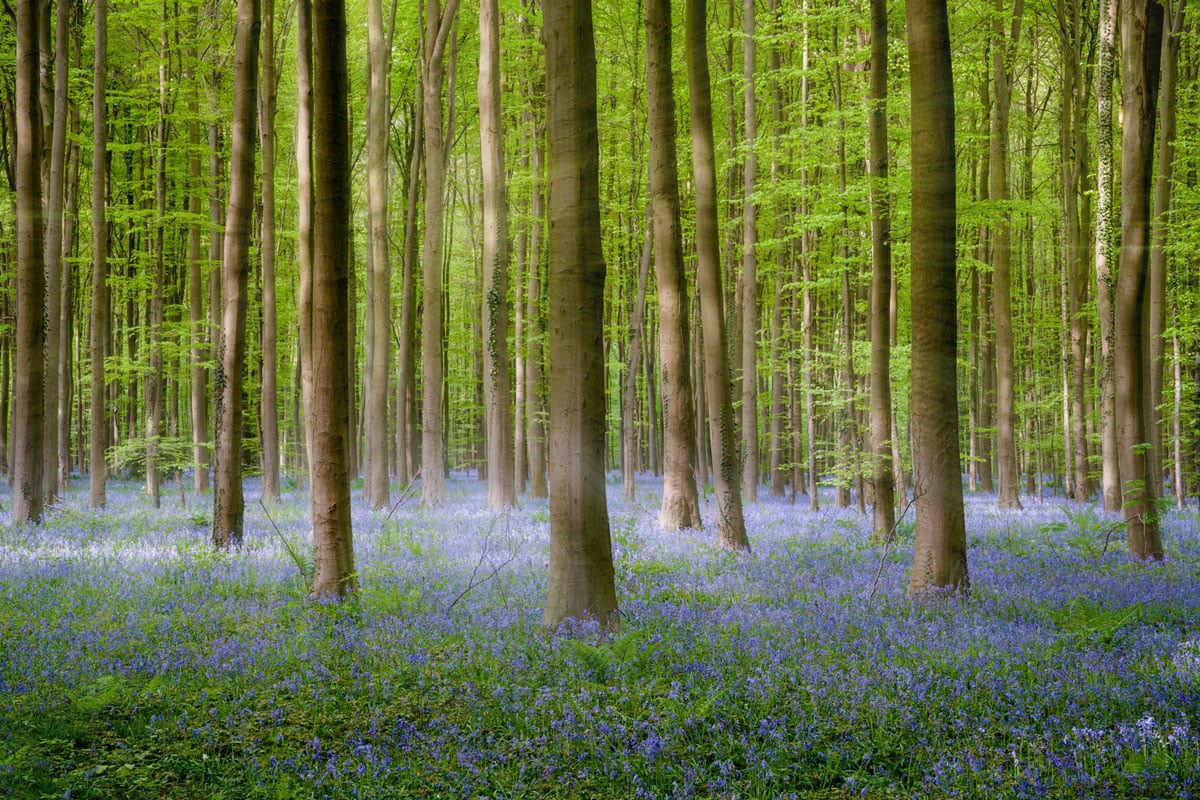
[{"left": 1, "top": 474, "right": 1198, "bottom": 799}]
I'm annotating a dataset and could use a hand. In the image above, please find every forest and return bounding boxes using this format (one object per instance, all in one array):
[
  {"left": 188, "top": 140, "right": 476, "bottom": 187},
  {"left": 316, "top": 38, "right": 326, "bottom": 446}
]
[{"left": 2, "top": 0, "right": 1199, "bottom": 796}]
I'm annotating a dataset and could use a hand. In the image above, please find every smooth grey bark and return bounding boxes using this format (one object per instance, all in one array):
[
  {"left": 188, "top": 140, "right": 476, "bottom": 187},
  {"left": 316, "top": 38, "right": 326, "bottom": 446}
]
[
  {"left": 1096, "top": 0, "right": 1122, "bottom": 510},
  {"left": 365, "top": 0, "right": 391, "bottom": 508},
  {"left": 89, "top": 0, "right": 108, "bottom": 510},
  {"left": 906, "top": 0, "right": 968, "bottom": 596},
  {"left": 260, "top": 0, "right": 281, "bottom": 501},
  {"left": 541, "top": 0, "right": 619, "bottom": 631},
  {"left": 740, "top": 0, "right": 759, "bottom": 503}
]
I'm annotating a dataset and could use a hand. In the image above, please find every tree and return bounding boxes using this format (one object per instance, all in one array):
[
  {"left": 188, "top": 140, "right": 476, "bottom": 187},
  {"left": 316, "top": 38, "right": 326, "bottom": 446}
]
[
  {"left": 364, "top": 0, "right": 391, "bottom": 509},
  {"left": 309, "top": 0, "right": 356, "bottom": 598},
  {"left": 1115, "top": 0, "right": 1165, "bottom": 559},
  {"left": 906, "top": 0, "right": 968, "bottom": 595},
  {"left": 1095, "top": 0, "right": 1121, "bottom": 509},
  {"left": 479, "top": 0, "right": 515, "bottom": 508},
  {"left": 541, "top": 0, "right": 619, "bottom": 630},
  {"left": 647, "top": 0, "right": 702, "bottom": 531},
  {"left": 13, "top": 0, "right": 46, "bottom": 525},
  {"left": 90, "top": 0, "right": 109, "bottom": 511},
  {"left": 868, "top": 0, "right": 896, "bottom": 540},
  {"left": 686, "top": 0, "right": 749, "bottom": 550},
  {"left": 420, "top": 0, "right": 461, "bottom": 508},
  {"left": 212, "top": 0, "right": 261, "bottom": 548},
  {"left": 260, "top": 0, "right": 281, "bottom": 502},
  {"left": 991, "top": 0, "right": 1025, "bottom": 510},
  {"left": 740, "top": 0, "right": 759, "bottom": 503}
]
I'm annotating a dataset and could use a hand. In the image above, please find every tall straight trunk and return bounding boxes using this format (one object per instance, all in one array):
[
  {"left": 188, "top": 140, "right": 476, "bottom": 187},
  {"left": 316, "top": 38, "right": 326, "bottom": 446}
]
[
  {"left": 833, "top": 29, "right": 855, "bottom": 510},
  {"left": 14, "top": 0, "right": 46, "bottom": 525},
  {"left": 514, "top": 133, "right": 528, "bottom": 495},
  {"left": 309, "top": 0, "right": 356, "bottom": 599},
  {"left": 188, "top": 98, "right": 209, "bottom": 493},
  {"left": 397, "top": 95, "right": 422, "bottom": 485},
  {"left": 364, "top": 0, "right": 391, "bottom": 508},
  {"left": 1115, "top": 0, "right": 1164, "bottom": 559},
  {"left": 767, "top": 0, "right": 787, "bottom": 499},
  {"left": 991, "top": 0, "right": 1024, "bottom": 509},
  {"left": 59, "top": 94, "right": 78, "bottom": 487},
  {"left": 686, "top": 0, "right": 748, "bottom": 549},
  {"left": 42, "top": 0, "right": 71, "bottom": 503},
  {"left": 146, "top": 9, "right": 169, "bottom": 510},
  {"left": 526, "top": 107, "right": 548, "bottom": 499},
  {"left": 647, "top": 0, "right": 702, "bottom": 530},
  {"left": 541, "top": 0, "right": 619, "bottom": 630},
  {"left": 906, "top": 0, "right": 968, "bottom": 595},
  {"left": 1147, "top": 1, "right": 1184, "bottom": 501},
  {"left": 297, "top": 0, "right": 314, "bottom": 480},
  {"left": 212, "top": 0, "right": 260, "bottom": 548},
  {"left": 1096, "top": 0, "right": 1121, "bottom": 510},
  {"left": 799, "top": 9, "right": 819, "bottom": 512},
  {"left": 479, "top": 0, "right": 514, "bottom": 508},
  {"left": 622, "top": 210, "right": 652, "bottom": 502},
  {"left": 420, "top": 0, "right": 461, "bottom": 507},
  {"left": 260, "top": 0, "right": 280, "bottom": 501},
  {"left": 89, "top": 0, "right": 108, "bottom": 510},
  {"left": 868, "top": 0, "right": 895, "bottom": 540},
  {"left": 740, "top": 0, "right": 759, "bottom": 502}
]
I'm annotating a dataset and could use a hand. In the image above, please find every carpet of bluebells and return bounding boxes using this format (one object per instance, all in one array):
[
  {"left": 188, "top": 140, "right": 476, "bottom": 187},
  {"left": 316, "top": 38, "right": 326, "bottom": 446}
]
[{"left": 1, "top": 474, "right": 1198, "bottom": 799}]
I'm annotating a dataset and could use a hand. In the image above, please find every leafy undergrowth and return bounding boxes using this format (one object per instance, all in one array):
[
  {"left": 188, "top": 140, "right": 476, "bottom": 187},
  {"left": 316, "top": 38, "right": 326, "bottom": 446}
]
[{"left": 1, "top": 476, "right": 1198, "bottom": 799}]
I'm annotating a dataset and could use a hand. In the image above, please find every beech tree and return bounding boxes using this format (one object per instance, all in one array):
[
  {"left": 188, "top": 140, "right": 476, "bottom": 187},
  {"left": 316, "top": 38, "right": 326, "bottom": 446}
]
[
  {"left": 906, "top": 0, "right": 968, "bottom": 595},
  {"left": 364, "top": 0, "right": 390, "bottom": 509},
  {"left": 541, "top": 0, "right": 619, "bottom": 630},
  {"left": 89, "top": 0, "right": 109, "bottom": 511}
]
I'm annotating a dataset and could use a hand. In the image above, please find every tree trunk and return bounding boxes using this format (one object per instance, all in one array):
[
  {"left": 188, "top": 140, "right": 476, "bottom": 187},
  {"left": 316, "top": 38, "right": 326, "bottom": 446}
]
[
  {"left": 212, "top": 0, "right": 260, "bottom": 548},
  {"left": 1096, "top": 0, "right": 1122, "bottom": 510},
  {"left": 740, "top": 0, "right": 759, "bottom": 503},
  {"left": 397, "top": 94, "right": 422, "bottom": 486},
  {"left": 541, "top": 0, "right": 619, "bottom": 631},
  {"left": 420, "top": 0, "right": 461, "bottom": 507},
  {"left": 622, "top": 210, "right": 651, "bottom": 502},
  {"left": 526, "top": 107, "right": 548, "bottom": 499},
  {"left": 42, "top": 0, "right": 71, "bottom": 503},
  {"left": 991, "top": 0, "right": 1024, "bottom": 509},
  {"left": 297, "top": 0, "right": 315, "bottom": 481},
  {"left": 906, "top": 0, "right": 968, "bottom": 596},
  {"left": 188, "top": 82, "right": 210, "bottom": 493},
  {"left": 868, "top": 0, "right": 895, "bottom": 540},
  {"left": 260, "top": 0, "right": 280, "bottom": 501},
  {"left": 309, "top": 0, "right": 356, "bottom": 599},
  {"left": 1115, "top": 0, "right": 1164, "bottom": 559},
  {"left": 146, "top": 9, "right": 169, "bottom": 510},
  {"left": 89, "top": 0, "right": 108, "bottom": 510},
  {"left": 479, "top": 0, "right": 514, "bottom": 508},
  {"left": 13, "top": 0, "right": 46, "bottom": 525},
  {"left": 686, "top": 0, "right": 748, "bottom": 550},
  {"left": 364, "top": 0, "right": 391, "bottom": 508},
  {"left": 647, "top": 0, "right": 702, "bottom": 531}
]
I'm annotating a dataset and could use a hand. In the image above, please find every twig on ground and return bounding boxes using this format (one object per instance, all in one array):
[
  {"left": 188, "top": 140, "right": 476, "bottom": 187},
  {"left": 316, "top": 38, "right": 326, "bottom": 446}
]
[{"left": 386, "top": 467, "right": 423, "bottom": 521}]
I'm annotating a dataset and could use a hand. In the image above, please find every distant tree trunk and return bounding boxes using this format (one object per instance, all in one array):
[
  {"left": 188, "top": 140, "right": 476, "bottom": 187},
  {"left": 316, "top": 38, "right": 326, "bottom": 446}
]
[
  {"left": 1095, "top": 0, "right": 1122, "bottom": 510},
  {"left": 622, "top": 210, "right": 651, "bottom": 502},
  {"left": 297, "top": 0, "right": 315, "bottom": 479},
  {"left": 260, "top": 0, "right": 281, "bottom": 501},
  {"left": 188, "top": 84, "right": 210, "bottom": 494},
  {"left": 868, "top": 0, "right": 895, "bottom": 540},
  {"left": 740, "top": 0, "right": 759, "bottom": 503},
  {"left": 309, "top": 0, "right": 356, "bottom": 599},
  {"left": 541, "top": 0, "right": 618, "bottom": 630},
  {"left": 397, "top": 94, "right": 422, "bottom": 486},
  {"left": 212, "top": 0, "right": 260, "bottom": 548},
  {"left": 479, "top": 0, "right": 514, "bottom": 508},
  {"left": 13, "top": 0, "right": 46, "bottom": 525},
  {"left": 906, "top": 0, "right": 968, "bottom": 595},
  {"left": 1147, "top": 1, "right": 1184, "bottom": 501},
  {"left": 364, "top": 0, "right": 391, "bottom": 508},
  {"left": 767, "top": 0, "right": 787, "bottom": 500},
  {"left": 686, "top": 0, "right": 748, "bottom": 550},
  {"left": 42, "top": 0, "right": 71, "bottom": 503},
  {"left": 991, "top": 0, "right": 1024, "bottom": 509},
  {"left": 89, "top": 0, "right": 108, "bottom": 510},
  {"left": 1115, "top": 0, "right": 1164, "bottom": 559},
  {"left": 146, "top": 10, "right": 169, "bottom": 510},
  {"left": 420, "top": 0, "right": 461, "bottom": 507},
  {"left": 59, "top": 88, "right": 78, "bottom": 488},
  {"left": 647, "top": 0, "right": 701, "bottom": 531},
  {"left": 526, "top": 109, "right": 548, "bottom": 499}
]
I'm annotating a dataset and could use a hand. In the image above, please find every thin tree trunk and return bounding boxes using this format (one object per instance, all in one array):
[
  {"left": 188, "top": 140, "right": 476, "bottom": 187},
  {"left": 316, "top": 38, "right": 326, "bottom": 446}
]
[
  {"left": 1096, "top": 0, "right": 1122, "bottom": 510},
  {"left": 906, "top": 0, "right": 968, "bottom": 595},
  {"left": 1115, "top": 0, "right": 1164, "bottom": 559},
  {"left": 686, "top": 0, "right": 748, "bottom": 549},
  {"left": 541, "top": 0, "right": 618, "bottom": 630},
  {"left": 740, "top": 0, "right": 759, "bottom": 503},
  {"left": 309, "top": 0, "right": 356, "bottom": 599},
  {"left": 297, "top": 0, "right": 314, "bottom": 482},
  {"left": 479, "top": 0, "right": 514, "bottom": 508},
  {"left": 146, "top": 8, "right": 169, "bottom": 510},
  {"left": 868, "top": 0, "right": 895, "bottom": 540},
  {"left": 647, "top": 0, "right": 702, "bottom": 530},
  {"left": 622, "top": 209, "right": 651, "bottom": 502},
  {"left": 259, "top": 0, "right": 280, "bottom": 501},
  {"left": 89, "top": 0, "right": 108, "bottom": 510},
  {"left": 526, "top": 104, "right": 547, "bottom": 499},
  {"left": 397, "top": 95, "right": 422, "bottom": 486},
  {"left": 212, "top": 0, "right": 260, "bottom": 548}
]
